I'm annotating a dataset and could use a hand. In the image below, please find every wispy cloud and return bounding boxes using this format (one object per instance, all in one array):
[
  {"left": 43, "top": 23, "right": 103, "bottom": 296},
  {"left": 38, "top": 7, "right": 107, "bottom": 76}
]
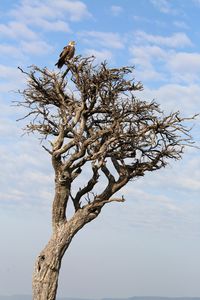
[
  {"left": 0, "top": 136, "right": 54, "bottom": 210},
  {"left": 0, "top": 44, "right": 24, "bottom": 59},
  {"left": 10, "top": 0, "right": 92, "bottom": 23},
  {"left": 85, "top": 48, "right": 113, "bottom": 62},
  {"left": 30, "top": 19, "right": 71, "bottom": 32},
  {"left": 134, "top": 31, "right": 192, "bottom": 48},
  {"left": 129, "top": 45, "right": 167, "bottom": 81},
  {"left": 129, "top": 45, "right": 167, "bottom": 66},
  {"left": 20, "top": 40, "right": 54, "bottom": 55},
  {"left": 0, "top": 21, "right": 38, "bottom": 40},
  {"left": 0, "top": 0, "right": 92, "bottom": 46},
  {"left": 168, "top": 52, "right": 200, "bottom": 82},
  {"left": 0, "top": 64, "right": 24, "bottom": 80},
  {"left": 129, "top": 30, "right": 199, "bottom": 84},
  {"left": 113, "top": 151, "right": 200, "bottom": 234},
  {"left": 150, "top": 0, "right": 177, "bottom": 14},
  {"left": 52, "top": 0, "right": 92, "bottom": 21},
  {"left": 116, "top": 185, "right": 197, "bottom": 234},
  {"left": 110, "top": 5, "right": 123, "bottom": 16},
  {"left": 173, "top": 20, "right": 189, "bottom": 30},
  {"left": 130, "top": 46, "right": 200, "bottom": 84},
  {"left": 79, "top": 31, "right": 124, "bottom": 49},
  {"left": 140, "top": 83, "right": 200, "bottom": 114},
  {"left": 0, "top": 0, "right": 92, "bottom": 60}
]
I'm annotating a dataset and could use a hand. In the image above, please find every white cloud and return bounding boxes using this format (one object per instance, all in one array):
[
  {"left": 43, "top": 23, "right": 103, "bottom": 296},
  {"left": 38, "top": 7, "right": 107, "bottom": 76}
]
[
  {"left": 176, "top": 176, "right": 200, "bottom": 191},
  {"left": 132, "top": 15, "right": 167, "bottom": 29},
  {"left": 125, "top": 187, "right": 181, "bottom": 213},
  {"left": 79, "top": 31, "right": 124, "bottom": 49},
  {"left": 168, "top": 52, "right": 200, "bottom": 82},
  {"left": 110, "top": 5, "right": 123, "bottom": 16},
  {"left": 85, "top": 49, "right": 113, "bottom": 62},
  {"left": 147, "top": 156, "right": 200, "bottom": 192},
  {"left": 129, "top": 33, "right": 200, "bottom": 84},
  {"left": 118, "top": 187, "right": 188, "bottom": 232},
  {"left": 0, "top": 135, "right": 54, "bottom": 209},
  {"left": 52, "top": 0, "right": 92, "bottom": 21},
  {"left": 140, "top": 83, "right": 200, "bottom": 114},
  {"left": 135, "top": 31, "right": 192, "bottom": 48},
  {"left": 21, "top": 40, "right": 53, "bottom": 55},
  {"left": 0, "top": 0, "right": 91, "bottom": 52},
  {"left": 129, "top": 45, "right": 168, "bottom": 81},
  {"left": 0, "top": 189, "right": 27, "bottom": 204},
  {"left": 135, "top": 68, "right": 164, "bottom": 81},
  {"left": 31, "top": 19, "right": 71, "bottom": 32},
  {"left": 130, "top": 45, "right": 167, "bottom": 66},
  {"left": 0, "top": 65, "right": 27, "bottom": 94},
  {"left": 0, "top": 65, "right": 24, "bottom": 80},
  {"left": 0, "top": 119, "right": 19, "bottom": 137},
  {"left": 10, "top": 0, "right": 91, "bottom": 24},
  {"left": 173, "top": 20, "right": 189, "bottom": 30},
  {"left": 116, "top": 150, "right": 200, "bottom": 232},
  {"left": 0, "top": 41, "right": 52, "bottom": 61},
  {"left": 0, "top": 21, "right": 38, "bottom": 40},
  {"left": 0, "top": 44, "right": 24, "bottom": 59},
  {"left": 133, "top": 15, "right": 149, "bottom": 22},
  {"left": 10, "top": 1, "right": 58, "bottom": 20},
  {"left": 150, "top": 0, "right": 176, "bottom": 14}
]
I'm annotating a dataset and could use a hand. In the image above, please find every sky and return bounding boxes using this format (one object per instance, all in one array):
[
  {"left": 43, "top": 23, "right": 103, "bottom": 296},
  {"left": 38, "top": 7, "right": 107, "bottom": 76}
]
[{"left": 0, "top": 0, "right": 200, "bottom": 298}]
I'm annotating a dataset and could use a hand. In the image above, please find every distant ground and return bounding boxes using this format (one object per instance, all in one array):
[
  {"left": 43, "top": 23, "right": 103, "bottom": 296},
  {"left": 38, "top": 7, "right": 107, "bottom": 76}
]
[{"left": 0, "top": 296, "right": 200, "bottom": 300}]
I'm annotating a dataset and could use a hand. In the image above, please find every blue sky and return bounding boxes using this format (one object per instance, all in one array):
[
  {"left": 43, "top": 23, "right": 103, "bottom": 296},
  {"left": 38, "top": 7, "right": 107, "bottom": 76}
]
[{"left": 0, "top": 0, "right": 200, "bottom": 298}]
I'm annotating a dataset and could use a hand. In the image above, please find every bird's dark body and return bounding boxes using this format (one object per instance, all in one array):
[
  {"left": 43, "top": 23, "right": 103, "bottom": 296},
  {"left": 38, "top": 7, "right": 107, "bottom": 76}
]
[{"left": 55, "top": 44, "right": 75, "bottom": 68}]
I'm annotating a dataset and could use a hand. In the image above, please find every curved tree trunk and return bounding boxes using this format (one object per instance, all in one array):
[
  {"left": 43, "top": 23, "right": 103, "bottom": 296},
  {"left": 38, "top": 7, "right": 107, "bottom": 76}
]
[
  {"left": 32, "top": 249, "right": 61, "bottom": 300},
  {"left": 32, "top": 203, "right": 100, "bottom": 300},
  {"left": 32, "top": 223, "right": 69, "bottom": 299},
  {"left": 32, "top": 229, "right": 68, "bottom": 300}
]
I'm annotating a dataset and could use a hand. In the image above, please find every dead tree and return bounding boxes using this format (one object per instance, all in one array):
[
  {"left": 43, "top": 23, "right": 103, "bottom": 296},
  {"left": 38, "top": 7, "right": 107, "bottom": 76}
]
[{"left": 16, "top": 55, "right": 196, "bottom": 300}]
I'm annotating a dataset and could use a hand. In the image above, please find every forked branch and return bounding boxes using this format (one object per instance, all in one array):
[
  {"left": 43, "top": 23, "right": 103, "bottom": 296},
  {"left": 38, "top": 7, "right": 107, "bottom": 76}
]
[{"left": 16, "top": 56, "right": 197, "bottom": 225}]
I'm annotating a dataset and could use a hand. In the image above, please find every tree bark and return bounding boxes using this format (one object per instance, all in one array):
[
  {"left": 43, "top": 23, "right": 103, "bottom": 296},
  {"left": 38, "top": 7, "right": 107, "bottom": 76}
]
[
  {"left": 32, "top": 203, "right": 100, "bottom": 300},
  {"left": 32, "top": 225, "right": 69, "bottom": 300}
]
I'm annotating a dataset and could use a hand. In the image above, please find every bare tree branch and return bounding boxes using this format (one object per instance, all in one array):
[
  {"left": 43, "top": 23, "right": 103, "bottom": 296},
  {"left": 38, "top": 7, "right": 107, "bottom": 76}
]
[
  {"left": 72, "top": 164, "right": 99, "bottom": 210},
  {"left": 16, "top": 56, "right": 197, "bottom": 226}
]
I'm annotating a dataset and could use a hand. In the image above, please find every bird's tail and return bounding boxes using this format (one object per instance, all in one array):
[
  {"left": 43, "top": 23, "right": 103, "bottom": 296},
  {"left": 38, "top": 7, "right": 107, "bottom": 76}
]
[{"left": 55, "top": 61, "right": 62, "bottom": 68}]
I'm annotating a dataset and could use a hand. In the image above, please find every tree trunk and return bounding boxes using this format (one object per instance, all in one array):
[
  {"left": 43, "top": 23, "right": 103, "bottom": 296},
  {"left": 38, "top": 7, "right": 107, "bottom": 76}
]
[
  {"left": 32, "top": 204, "right": 100, "bottom": 300},
  {"left": 32, "top": 252, "right": 60, "bottom": 300},
  {"left": 32, "top": 226, "right": 70, "bottom": 300}
]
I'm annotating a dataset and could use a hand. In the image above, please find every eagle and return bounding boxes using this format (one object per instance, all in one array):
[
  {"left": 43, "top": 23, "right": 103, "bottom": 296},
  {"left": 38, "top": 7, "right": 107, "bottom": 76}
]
[{"left": 55, "top": 41, "right": 75, "bottom": 68}]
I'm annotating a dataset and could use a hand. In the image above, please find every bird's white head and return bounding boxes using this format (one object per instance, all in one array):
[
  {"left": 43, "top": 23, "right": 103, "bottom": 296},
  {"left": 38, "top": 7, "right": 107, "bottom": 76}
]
[{"left": 69, "top": 41, "right": 75, "bottom": 46}]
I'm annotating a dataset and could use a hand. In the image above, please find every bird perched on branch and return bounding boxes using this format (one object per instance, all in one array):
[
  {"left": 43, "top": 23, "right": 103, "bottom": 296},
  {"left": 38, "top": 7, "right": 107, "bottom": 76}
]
[{"left": 55, "top": 41, "right": 75, "bottom": 68}]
